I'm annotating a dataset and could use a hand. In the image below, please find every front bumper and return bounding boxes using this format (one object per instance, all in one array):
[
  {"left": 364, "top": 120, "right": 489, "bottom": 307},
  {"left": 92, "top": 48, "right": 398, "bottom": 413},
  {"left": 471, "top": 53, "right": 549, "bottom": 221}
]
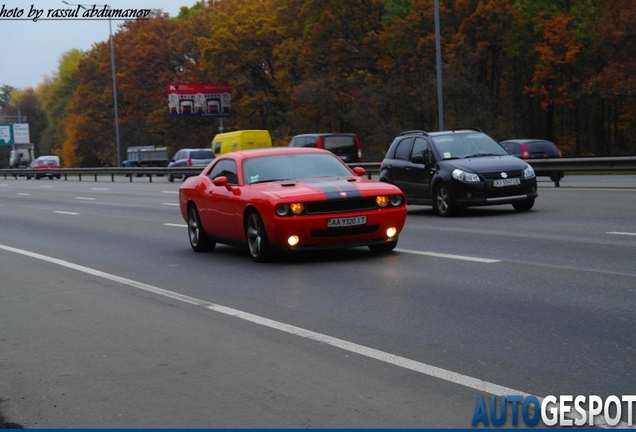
[
  {"left": 263, "top": 206, "right": 406, "bottom": 250},
  {"left": 450, "top": 178, "right": 538, "bottom": 207}
]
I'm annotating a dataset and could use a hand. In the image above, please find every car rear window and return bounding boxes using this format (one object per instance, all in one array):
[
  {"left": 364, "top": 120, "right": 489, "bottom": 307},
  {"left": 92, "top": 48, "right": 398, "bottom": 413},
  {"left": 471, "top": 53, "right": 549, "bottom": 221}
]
[
  {"left": 527, "top": 141, "right": 559, "bottom": 155},
  {"left": 190, "top": 150, "right": 214, "bottom": 159},
  {"left": 322, "top": 136, "right": 356, "bottom": 151}
]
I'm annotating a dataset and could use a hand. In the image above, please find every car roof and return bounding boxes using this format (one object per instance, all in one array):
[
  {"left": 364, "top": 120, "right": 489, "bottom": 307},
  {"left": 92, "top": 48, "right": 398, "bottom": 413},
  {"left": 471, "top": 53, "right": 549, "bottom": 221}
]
[
  {"left": 397, "top": 128, "right": 484, "bottom": 137},
  {"left": 180, "top": 148, "right": 213, "bottom": 151},
  {"left": 501, "top": 139, "right": 554, "bottom": 143},
  {"left": 226, "top": 146, "right": 333, "bottom": 160},
  {"left": 292, "top": 133, "right": 357, "bottom": 137}
]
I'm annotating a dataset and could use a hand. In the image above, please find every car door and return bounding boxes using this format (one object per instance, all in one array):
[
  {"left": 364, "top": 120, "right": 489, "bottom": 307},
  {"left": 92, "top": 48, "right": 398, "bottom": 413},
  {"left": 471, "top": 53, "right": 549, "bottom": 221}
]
[
  {"left": 203, "top": 159, "right": 243, "bottom": 241},
  {"left": 385, "top": 137, "right": 414, "bottom": 195},
  {"left": 406, "top": 136, "right": 434, "bottom": 202}
]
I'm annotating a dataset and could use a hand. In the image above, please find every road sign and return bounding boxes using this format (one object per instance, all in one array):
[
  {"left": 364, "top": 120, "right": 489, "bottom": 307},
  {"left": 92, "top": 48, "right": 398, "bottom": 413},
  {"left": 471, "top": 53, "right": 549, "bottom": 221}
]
[{"left": 0, "top": 123, "right": 30, "bottom": 146}]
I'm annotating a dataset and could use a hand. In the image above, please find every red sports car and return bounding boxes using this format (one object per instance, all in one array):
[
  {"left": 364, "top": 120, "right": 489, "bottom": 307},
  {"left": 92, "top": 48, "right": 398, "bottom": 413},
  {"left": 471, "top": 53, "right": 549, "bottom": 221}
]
[{"left": 178, "top": 147, "right": 407, "bottom": 262}]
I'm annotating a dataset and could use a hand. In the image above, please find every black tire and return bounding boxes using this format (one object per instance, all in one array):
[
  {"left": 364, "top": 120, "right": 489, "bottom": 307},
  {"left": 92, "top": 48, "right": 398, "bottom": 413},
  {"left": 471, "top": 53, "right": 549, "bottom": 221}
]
[
  {"left": 187, "top": 205, "right": 215, "bottom": 252},
  {"left": 434, "top": 183, "right": 457, "bottom": 217},
  {"left": 513, "top": 200, "right": 535, "bottom": 212},
  {"left": 368, "top": 237, "right": 398, "bottom": 253},
  {"left": 245, "top": 210, "right": 272, "bottom": 262}
]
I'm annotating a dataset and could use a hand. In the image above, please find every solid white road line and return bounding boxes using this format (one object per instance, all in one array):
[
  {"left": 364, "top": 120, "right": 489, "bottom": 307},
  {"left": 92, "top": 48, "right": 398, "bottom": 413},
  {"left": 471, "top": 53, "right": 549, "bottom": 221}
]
[
  {"left": 164, "top": 223, "right": 187, "bottom": 227},
  {"left": 396, "top": 248, "right": 500, "bottom": 263},
  {"left": 53, "top": 211, "right": 79, "bottom": 215},
  {"left": 0, "top": 243, "right": 524, "bottom": 398},
  {"left": 607, "top": 231, "right": 636, "bottom": 237},
  {"left": 75, "top": 197, "right": 96, "bottom": 201},
  {"left": 0, "top": 243, "right": 627, "bottom": 428}
]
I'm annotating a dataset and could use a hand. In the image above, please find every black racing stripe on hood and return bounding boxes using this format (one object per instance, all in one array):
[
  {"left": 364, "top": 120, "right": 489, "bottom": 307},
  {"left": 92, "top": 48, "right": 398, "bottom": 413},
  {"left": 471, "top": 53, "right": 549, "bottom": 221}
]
[{"left": 301, "top": 178, "right": 363, "bottom": 199}]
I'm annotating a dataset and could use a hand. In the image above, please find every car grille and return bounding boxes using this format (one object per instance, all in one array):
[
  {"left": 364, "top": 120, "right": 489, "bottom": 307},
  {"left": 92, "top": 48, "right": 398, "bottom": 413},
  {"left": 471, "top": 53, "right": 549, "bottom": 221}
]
[
  {"left": 305, "top": 197, "right": 377, "bottom": 214},
  {"left": 311, "top": 225, "right": 379, "bottom": 237},
  {"left": 482, "top": 170, "right": 523, "bottom": 180}
]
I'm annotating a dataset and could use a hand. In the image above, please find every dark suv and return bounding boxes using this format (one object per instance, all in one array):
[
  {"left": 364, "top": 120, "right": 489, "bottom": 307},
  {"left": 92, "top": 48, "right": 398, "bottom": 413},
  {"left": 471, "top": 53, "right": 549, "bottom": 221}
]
[
  {"left": 288, "top": 133, "right": 362, "bottom": 163},
  {"left": 380, "top": 129, "right": 538, "bottom": 216},
  {"left": 500, "top": 139, "right": 564, "bottom": 186},
  {"left": 168, "top": 148, "right": 215, "bottom": 182}
]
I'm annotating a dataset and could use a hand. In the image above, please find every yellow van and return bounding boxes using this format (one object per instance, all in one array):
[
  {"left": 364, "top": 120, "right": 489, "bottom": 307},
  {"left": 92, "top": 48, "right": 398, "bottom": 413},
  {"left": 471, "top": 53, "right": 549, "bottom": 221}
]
[{"left": 211, "top": 130, "right": 272, "bottom": 156}]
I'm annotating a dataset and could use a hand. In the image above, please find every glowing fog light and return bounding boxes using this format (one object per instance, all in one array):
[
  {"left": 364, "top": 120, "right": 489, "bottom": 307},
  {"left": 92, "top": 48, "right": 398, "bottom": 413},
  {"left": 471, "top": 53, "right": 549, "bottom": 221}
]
[
  {"left": 386, "top": 227, "right": 397, "bottom": 238},
  {"left": 376, "top": 196, "right": 389, "bottom": 207},
  {"left": 290, "top": 203, "right": 304, "bottom": 214},
  {"left": 288, "top": 235, "right": 299, "bottom": 246}
]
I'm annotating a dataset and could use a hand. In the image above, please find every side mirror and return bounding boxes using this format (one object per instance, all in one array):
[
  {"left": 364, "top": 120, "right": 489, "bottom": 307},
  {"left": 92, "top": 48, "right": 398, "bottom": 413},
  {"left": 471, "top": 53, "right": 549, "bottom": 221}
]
[
  {"left": 212, "top": 175, "right": 240, "bottom": 194},
  {"left": 213, "top": 175, "right": 229, "bottom": 187},
  {"left": 352, "top": 166, "right": 366, "bottom": 176},
  {"left": 411, "top": 154, "right": 426, "bottom": 165}
]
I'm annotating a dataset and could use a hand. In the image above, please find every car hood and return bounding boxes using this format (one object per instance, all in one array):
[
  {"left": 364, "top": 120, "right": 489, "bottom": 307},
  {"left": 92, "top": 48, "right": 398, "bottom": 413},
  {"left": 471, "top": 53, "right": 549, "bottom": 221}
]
[
  {"left": 442, "top": 155, "right": 528, "bottom": 173},
  {"left": 253, "top": 176, "right": 400, "bottom": 201}
]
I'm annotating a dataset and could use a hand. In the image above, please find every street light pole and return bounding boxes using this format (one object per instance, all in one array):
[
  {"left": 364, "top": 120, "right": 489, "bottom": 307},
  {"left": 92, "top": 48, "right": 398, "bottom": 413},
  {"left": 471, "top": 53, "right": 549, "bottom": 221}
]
[
  {"left": 62, "top": 1, "right": 121, "bottom": 167},
  {"left": 434, "top": 0, "right": 445, "bottom": 131},
  {"left": 108, "top": 15, "right": 122, "bottom": 167}
]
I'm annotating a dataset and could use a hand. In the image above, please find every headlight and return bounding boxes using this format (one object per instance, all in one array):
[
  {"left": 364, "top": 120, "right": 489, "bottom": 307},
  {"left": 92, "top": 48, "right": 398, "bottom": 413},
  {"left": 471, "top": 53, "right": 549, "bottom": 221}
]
[
  {"left": 523, "top": 165, "right": 536, "bottom": 179},
  {"left": 290, "top": 203, "right": 304, "bottom": 214},
  {"left": 390, "top": 195, "right": 403, "bottom": 206},
  {"left": 376, "top": 196, "right": 389, "bottom": 207},
  {"left": 452, "top": 169, "right": 480, "bottom": 182},
  {"left": 276, "top": 204, "right": 289, "bottom": 216}
]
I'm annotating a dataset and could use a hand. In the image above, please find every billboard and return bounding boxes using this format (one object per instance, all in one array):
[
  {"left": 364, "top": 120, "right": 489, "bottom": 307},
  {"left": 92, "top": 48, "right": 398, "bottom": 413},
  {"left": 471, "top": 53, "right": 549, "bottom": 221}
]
[
  {"left": 0, "top": 123, "right": 30, "bottom": 146},
  {"left": 167, "top": 83, "right": 232, "bottom": 118}
]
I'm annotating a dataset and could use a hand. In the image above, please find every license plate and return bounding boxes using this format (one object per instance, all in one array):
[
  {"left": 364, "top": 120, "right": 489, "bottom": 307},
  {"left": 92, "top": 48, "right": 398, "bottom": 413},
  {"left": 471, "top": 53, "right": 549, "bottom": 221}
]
[
  {"left": 493, "top": 178, "right": 521, "bottom": 187},
  {"left": 327, "top": 216, "right": 367, "bottom": 228}
]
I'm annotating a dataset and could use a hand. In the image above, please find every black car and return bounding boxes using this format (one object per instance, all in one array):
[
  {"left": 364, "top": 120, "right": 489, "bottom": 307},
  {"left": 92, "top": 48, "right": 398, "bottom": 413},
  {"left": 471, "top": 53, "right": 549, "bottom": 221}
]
[
  {"left": 500, "top": 139, "right": 564, "bottom": 186},
  {"left": 380, "top": 128, "right": 538, "bottom": 216},
  {"left": 288, "top": 133, "right": 362, "bottom": 163},
  {"left": 168, "top": 148, "right": 215, "bottom": 182}
]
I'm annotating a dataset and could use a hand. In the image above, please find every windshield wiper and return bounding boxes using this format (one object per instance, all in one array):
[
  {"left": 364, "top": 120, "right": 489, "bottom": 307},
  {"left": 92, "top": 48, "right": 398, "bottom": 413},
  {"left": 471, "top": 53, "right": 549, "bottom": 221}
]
[
  {"left": 250, "top": 178, "right": 290, "bottom": 184},
  {"left": 464, "top": 153, "right": 500, "bottom": 158}
]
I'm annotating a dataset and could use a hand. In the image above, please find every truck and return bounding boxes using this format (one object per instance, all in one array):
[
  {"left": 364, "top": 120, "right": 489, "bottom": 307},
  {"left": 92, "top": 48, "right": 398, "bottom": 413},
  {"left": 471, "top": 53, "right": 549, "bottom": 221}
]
[
  {"left": 123, "top": 146, "right": 169, "bottom": 168},
  {"left": 9, "top": 142, "right": 35, "bottom": 168}
]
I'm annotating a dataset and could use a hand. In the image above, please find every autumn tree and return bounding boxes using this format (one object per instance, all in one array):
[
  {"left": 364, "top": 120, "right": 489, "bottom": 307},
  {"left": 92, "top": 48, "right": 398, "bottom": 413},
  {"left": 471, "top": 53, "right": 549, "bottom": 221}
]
[
  {"left": 37, "top": 49, "right": 83, "bottom": 161},
  {"left": 582, "top": 0, "right": 636, "bottom": 155}
]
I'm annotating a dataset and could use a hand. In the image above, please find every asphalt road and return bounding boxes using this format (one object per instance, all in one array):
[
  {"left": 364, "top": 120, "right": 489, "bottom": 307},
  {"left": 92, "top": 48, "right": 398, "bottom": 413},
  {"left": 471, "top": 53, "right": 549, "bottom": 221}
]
[{"left": 0, "top": 174, "right": 635, "bottom": 428}]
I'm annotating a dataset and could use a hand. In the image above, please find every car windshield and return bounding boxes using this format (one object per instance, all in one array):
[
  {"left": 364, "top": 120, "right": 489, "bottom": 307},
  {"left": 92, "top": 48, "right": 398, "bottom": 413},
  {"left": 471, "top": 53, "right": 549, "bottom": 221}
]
[
  {"left": 243, "top": 153, "right": 353, "bottom": 184},
  {"left": 432, "top": 133, "right": 508, "bottom": 160}
]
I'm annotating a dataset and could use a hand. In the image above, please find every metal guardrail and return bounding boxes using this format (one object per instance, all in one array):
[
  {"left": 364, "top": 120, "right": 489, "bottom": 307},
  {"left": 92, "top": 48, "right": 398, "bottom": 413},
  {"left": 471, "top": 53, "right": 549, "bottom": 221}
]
[{"left": 0, "top": 157, "right": 635, "bottom": 183}]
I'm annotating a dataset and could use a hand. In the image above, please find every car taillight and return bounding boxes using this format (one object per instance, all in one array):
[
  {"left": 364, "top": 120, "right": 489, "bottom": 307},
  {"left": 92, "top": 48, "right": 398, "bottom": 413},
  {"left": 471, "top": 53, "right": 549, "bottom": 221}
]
[
  {"left": 556, "top": 146, "right": 563, "bottom": 157},
  {"left": 521, "top": 144, "right": 530, "bottom": 159},
  {"left": 186, "top": 158, "right": 192, "bottom": 166},
  {"left": 316, "top": 136, "right": 323, "bottom": 148},
  {"left": 355, "top": 136, "right": 362, "bottom": 162}
]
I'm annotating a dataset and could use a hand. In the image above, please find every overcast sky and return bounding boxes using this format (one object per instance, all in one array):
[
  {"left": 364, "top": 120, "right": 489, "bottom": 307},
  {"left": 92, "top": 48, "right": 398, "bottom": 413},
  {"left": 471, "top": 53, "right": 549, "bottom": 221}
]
[{"left": 0, "top": 0, "right": 195, "bottom": 90}]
